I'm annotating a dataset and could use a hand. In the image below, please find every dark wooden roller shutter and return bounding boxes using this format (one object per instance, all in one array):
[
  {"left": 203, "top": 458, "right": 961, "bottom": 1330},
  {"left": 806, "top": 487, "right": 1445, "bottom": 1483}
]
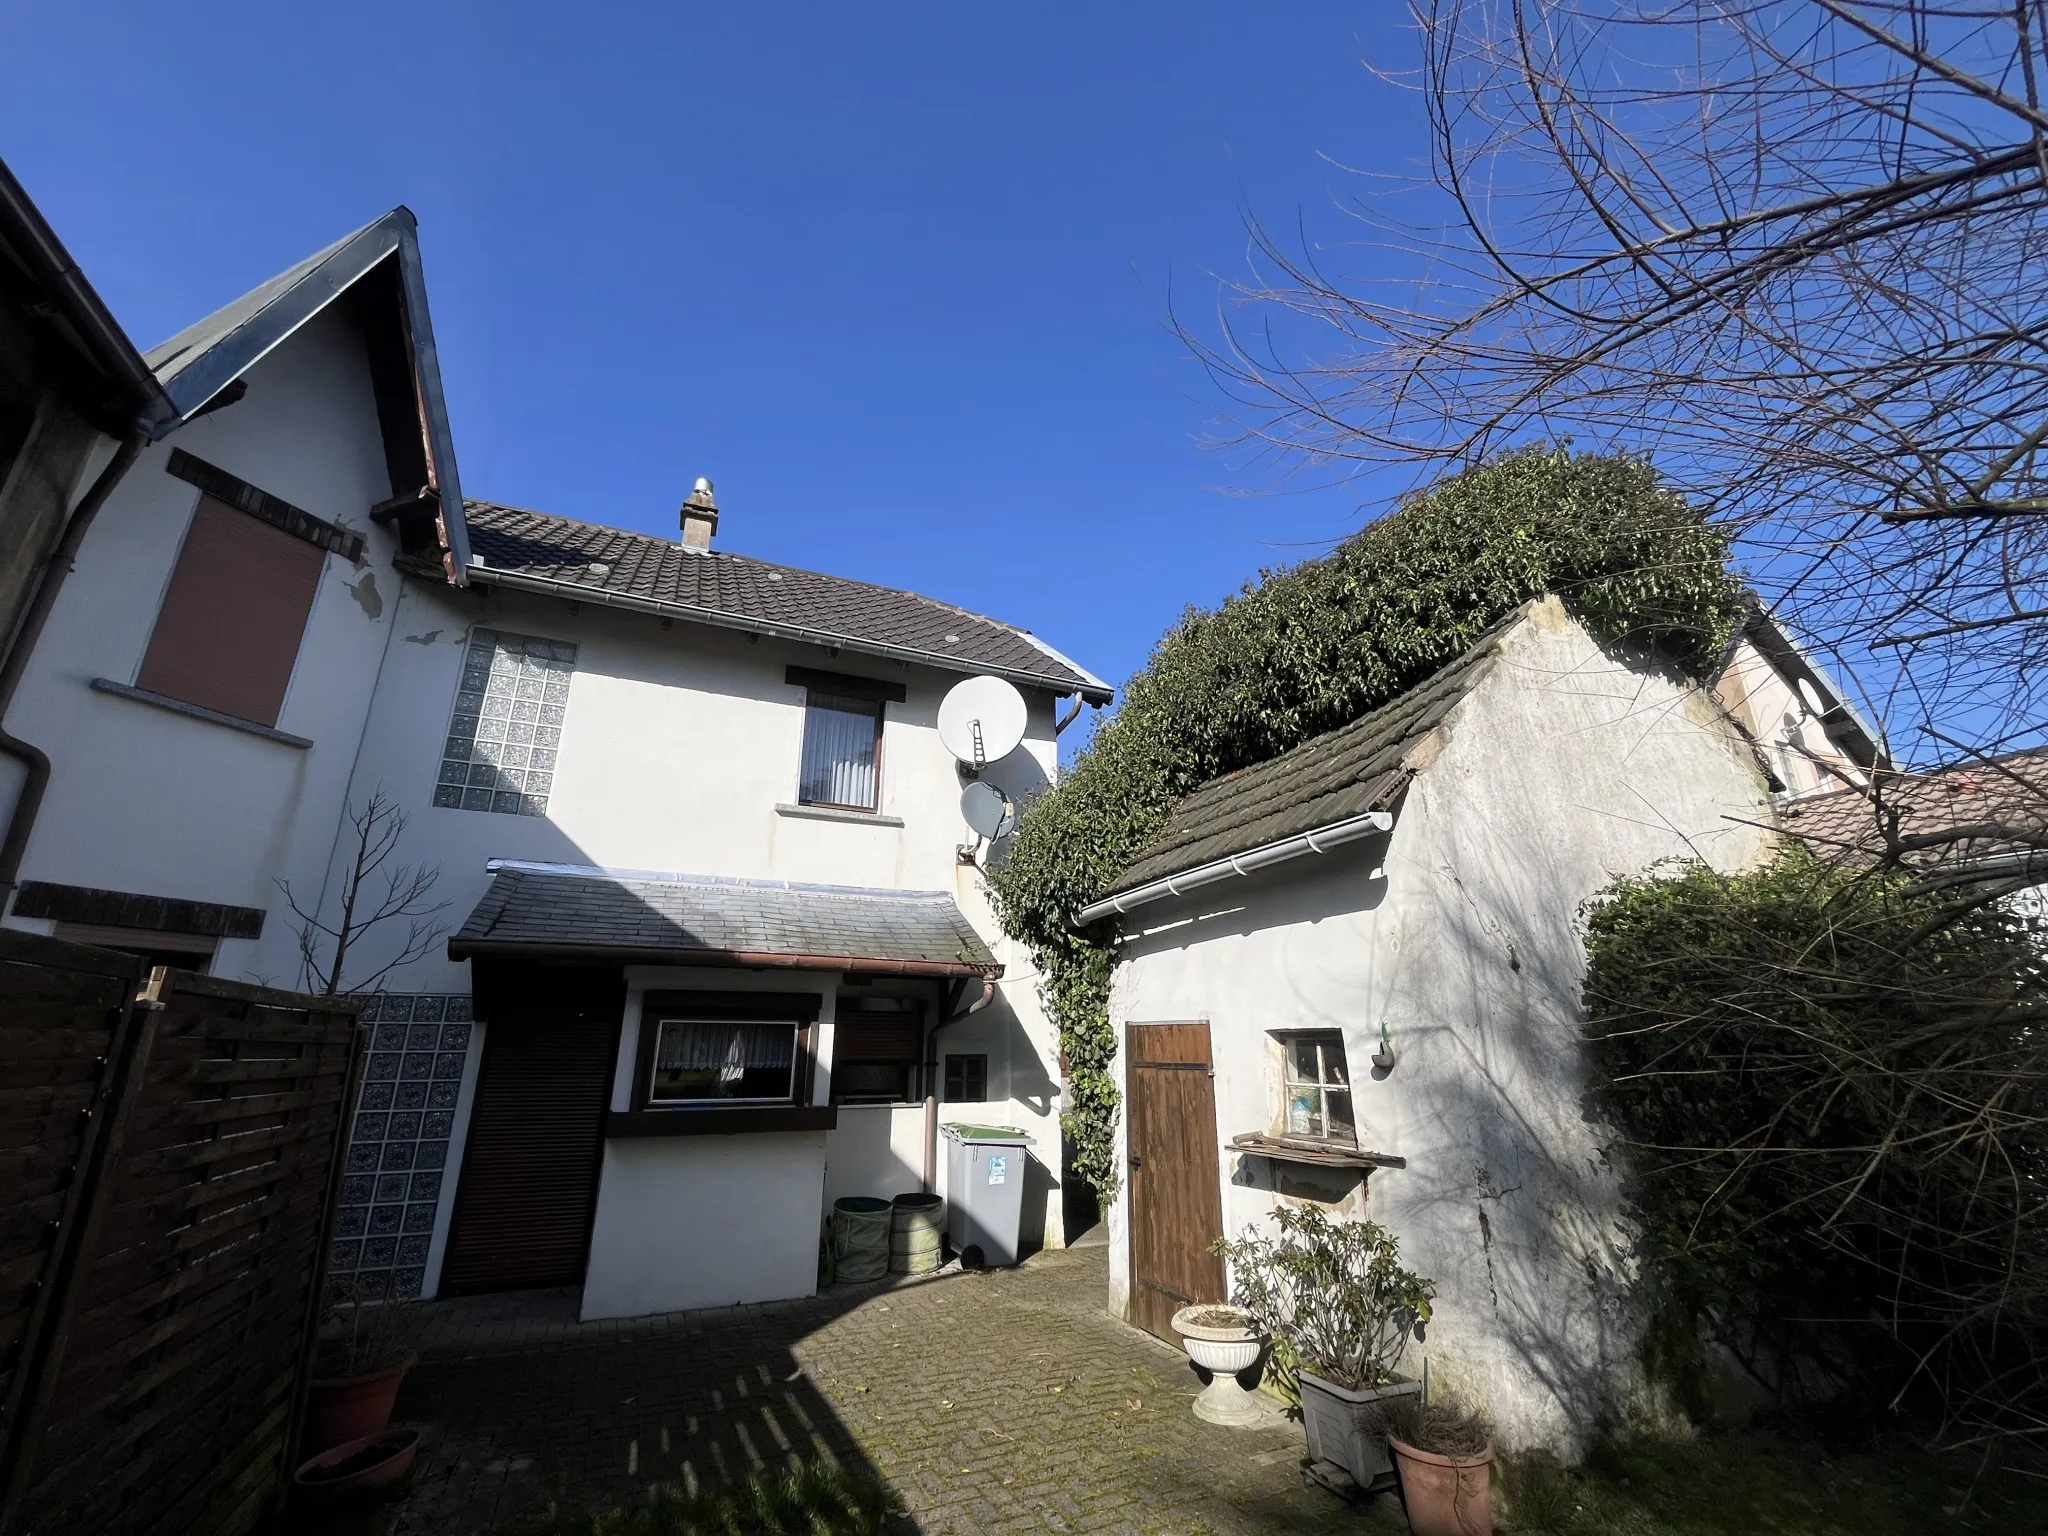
[
  {"left": 1126, "top": 1021, "right": 1227, "bottom": 1341},
  {"left": 440, "top": 966, "right": 624, "bottom": 1294},
  {"left": 834, "top": 1015, "right": 922, "bottom": 1061},
  {"left": 136, "top": 494, "right": 325, "bottom": 727}
]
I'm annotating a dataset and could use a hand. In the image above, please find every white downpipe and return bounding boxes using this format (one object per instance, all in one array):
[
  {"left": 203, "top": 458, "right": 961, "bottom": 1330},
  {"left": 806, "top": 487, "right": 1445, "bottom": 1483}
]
[{"left": 1073, "top": 808, "right": 1394, "bottom": 928}]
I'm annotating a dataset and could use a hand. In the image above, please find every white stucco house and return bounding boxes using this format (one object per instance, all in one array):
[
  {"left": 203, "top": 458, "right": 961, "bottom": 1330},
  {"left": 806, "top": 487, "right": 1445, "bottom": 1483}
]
[
  {"left": 0, "top": 198, "right": 1112, "bottom": 1319},
  {"left": 1075, "top": 597, "right": 1884, "bottom": 1451}
]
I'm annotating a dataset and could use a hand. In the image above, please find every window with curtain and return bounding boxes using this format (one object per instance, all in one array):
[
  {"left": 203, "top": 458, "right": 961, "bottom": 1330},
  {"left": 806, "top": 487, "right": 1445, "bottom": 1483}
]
[
  {"left": 649, "top": 1018, "right": 799, "bottom": 1104},
  {"left": 798, "top": 690, "right": 883, "bottom": 810}
]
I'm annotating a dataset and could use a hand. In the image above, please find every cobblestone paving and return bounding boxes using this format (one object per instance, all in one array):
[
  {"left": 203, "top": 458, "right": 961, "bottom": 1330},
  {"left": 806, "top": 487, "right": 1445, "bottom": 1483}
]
[{"left": 390, "top": 1246, "right": 1397, "bottom": 1533}]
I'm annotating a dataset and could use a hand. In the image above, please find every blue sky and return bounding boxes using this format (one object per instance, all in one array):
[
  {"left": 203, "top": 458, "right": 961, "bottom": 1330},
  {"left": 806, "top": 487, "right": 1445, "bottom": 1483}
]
[{"left": 0, "top": 2, "right": 1426, "bottom": 743}]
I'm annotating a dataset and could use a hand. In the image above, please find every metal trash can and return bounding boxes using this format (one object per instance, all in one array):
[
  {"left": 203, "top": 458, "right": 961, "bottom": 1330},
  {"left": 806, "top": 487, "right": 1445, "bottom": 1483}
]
[{"left": 941, "top": 1123, "right": 1030, "bottom": 1268}]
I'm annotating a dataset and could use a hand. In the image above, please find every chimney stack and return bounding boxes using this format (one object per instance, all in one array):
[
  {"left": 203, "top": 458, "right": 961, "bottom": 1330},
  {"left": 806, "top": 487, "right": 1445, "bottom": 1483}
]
[{"left": 680, "top": 477, "right": 719, "bottom": 550}]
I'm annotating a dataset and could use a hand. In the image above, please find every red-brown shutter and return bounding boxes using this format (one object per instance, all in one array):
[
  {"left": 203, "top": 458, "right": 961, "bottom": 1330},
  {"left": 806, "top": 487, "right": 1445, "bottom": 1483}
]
[
  {"left": 439, "top": 968, "right": 623, "bottom": 1295},
  {"left": 835, "top": 1016, "right": 923, "bottom": 1062},
  {"left": 135, "top": 494, "right": 324, "bottom": 727}
]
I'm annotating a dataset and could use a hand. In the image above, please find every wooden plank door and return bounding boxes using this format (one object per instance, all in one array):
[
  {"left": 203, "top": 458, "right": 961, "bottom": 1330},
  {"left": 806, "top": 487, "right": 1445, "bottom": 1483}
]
[
  {"left": 440, "top": 967, "right": 622, "bottom": 1294},
  {"left": 1126, "top": 1021, "right": 1226, "bottom": 1341}
]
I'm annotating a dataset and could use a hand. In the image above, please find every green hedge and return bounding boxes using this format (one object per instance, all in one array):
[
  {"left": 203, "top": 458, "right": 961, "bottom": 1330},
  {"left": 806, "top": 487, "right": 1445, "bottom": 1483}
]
[{"left": 989, "top": 448, "right": 1746, "bottom": 1197}]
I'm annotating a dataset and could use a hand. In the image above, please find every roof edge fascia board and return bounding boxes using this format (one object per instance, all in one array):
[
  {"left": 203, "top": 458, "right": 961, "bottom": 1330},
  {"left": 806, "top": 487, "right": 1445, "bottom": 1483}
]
[
  {"left": 1075, "top": 807, "right": 1395, "bottom": 929},
  {"left": 464, "top": 562, "right": 1115, "bottom": 703},
  {"left": 390, "top": 215, "right": 470, "bottom": 577},
  {"left": 153, "top": 218, "right": 405, "bottom": 428},
  {"left": 0, "top": 158, "right": 176, "bottom": 432}
]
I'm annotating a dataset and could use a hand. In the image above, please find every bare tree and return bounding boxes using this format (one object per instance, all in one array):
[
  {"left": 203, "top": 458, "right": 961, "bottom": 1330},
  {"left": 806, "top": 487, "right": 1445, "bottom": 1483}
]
[
  {"left": 279, "top": 791, "right": 448, "bottom": 997},
  {"left": 1188, "top": 1, "right": 2048, "bottom": 779}
]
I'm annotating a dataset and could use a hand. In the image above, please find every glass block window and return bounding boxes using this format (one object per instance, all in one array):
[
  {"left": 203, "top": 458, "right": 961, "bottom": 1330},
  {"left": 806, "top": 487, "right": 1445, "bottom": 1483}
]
[
  {"left": 433, "top": 628, "right": 577, "bottom": 816},
  {"left": 329, "top": 993, "right": 475, "bottom": 1301}
]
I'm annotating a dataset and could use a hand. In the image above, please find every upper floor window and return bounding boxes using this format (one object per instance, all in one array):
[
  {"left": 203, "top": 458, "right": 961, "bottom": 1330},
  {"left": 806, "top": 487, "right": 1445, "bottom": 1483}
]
[
  {"left": 436, "top": 628, "right": 577, "bottom": 815},
  {"left": 787, "top": 667, "right": 906, "bottom": 814},
  {"left": 135, "top": 453, "right": 363, "bottom": 728},
  {"left": 1279, "top": 1031, "right": 1354, "bottom": 1144}
]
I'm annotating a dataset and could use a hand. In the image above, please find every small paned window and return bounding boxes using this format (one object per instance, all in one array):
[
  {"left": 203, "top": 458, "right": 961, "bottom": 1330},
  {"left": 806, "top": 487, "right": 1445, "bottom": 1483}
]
[
  {"left": 832, "top": 999, "right": 924, "bottom": 1105},
  {"left": 650, "top": 1019, "right": 799, "bottom": 1104},
  {"left": 435, "top": 628, "right": 577, "bottom": 815},
  {"left": 1281, "top": 1032, "right": 1355, "bottom": 1143},
  {"left": 799, "top": 691, "right": 883, "bottom": 811},
  {"left": 944, "top": 1053, "right": 988, "bottom": 1103}
]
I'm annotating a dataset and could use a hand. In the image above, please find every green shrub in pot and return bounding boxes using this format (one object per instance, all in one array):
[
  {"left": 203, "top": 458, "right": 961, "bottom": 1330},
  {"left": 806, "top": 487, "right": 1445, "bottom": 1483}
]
[{"left": 1215, "top": 1207, "right": 1435, "bottom": 1488}]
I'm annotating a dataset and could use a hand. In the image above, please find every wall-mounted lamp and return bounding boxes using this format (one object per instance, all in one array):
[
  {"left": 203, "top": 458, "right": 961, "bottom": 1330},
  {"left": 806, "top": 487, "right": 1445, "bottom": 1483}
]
[{"left": 1371, "top": 1021, "right": 1396, "bottom": 1073}]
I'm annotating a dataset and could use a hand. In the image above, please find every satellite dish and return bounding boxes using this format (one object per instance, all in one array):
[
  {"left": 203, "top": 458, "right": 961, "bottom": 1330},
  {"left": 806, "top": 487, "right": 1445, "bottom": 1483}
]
[
  {"left": 961, "top": 781, "right": 1015, "bottom": 840},
  {"left": 1796, "top": 677, "right": 1828, "bottom": 715},
  {"left": 938, "top": 676, "right": 1027, "bottom": 768}
]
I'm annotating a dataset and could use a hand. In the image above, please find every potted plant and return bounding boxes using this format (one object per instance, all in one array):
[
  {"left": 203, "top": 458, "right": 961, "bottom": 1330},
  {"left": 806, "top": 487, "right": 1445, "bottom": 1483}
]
[
  {"left": 1214, "top": 1207, "right": 1435, "bottom": 1489},
  {"left": 1169, "top": 1303, "right": 1268, "bottom": 1425},
  {"left": 304, "top": 1296, "right": 419, "bottom": 1455},
  {"left": 1372, "top": 1395, "right": 1494, "bottom": 1536}
]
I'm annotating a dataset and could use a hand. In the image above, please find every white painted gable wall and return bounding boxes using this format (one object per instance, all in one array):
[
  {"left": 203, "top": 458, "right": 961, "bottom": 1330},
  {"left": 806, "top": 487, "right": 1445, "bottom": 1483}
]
[{"left": 1105, "top": 600, "right": 1778, "bottom": 1452}]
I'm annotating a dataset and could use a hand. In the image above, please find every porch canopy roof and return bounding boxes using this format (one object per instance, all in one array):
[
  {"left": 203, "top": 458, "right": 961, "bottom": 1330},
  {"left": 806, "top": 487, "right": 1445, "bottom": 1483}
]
[{"left": 448, "top": 860, "right": 1002, "bottom": 978}]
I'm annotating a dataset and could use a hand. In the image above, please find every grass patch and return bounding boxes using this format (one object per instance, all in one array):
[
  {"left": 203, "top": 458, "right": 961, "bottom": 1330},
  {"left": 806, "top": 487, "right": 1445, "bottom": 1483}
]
[
  {"left": 509, "top": 1460, "right": 904, "bottom": 1535},
  {"left": 1496, "top": 1429, "right": 2048, "bottom": 1534}
]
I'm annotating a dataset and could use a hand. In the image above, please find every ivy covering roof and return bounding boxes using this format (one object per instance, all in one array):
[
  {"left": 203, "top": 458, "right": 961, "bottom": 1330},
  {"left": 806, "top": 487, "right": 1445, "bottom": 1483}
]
[{"left": 1107, "top": 609, "right": 1520, "bottom": 894}]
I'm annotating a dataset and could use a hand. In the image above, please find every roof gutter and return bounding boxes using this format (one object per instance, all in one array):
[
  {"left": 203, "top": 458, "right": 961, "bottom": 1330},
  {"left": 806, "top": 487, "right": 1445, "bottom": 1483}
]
[
  {"left": 1074, "top": 808, "right": 1395, "bottom": 928},
  {"left": 446, "top": 935, "right": 1001, "bottom": 979},
  {"left": 465, "top": 562, "right": 1115, "bottom": 704}
]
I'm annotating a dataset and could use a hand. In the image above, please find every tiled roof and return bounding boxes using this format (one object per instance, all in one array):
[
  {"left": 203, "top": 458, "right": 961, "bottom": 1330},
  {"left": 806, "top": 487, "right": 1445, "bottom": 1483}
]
[
  {"left": 1107, "top": 614, "right": 1514, "bottom": 895},
  {"left": 448, "top": 862, "right": 1001, "bottom": 977},
  {"left": 461, "top": 501, "right": 1112, "bottom": 702},
  {"left": 1776, "top": 745, "right": 2048, "bottom": 872}
]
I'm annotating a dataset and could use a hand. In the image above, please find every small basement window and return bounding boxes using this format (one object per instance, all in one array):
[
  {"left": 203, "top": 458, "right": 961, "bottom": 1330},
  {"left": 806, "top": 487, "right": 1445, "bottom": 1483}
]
[
  {"left": 944, "top": 1053, "right": 988, "bottom": 1103},
  {"left": 649, "top": 1019, "right": 799, "bottom": 1104},
  {"left": 1279, "top": 1031, "right": 1355, "bottom": 1144}
]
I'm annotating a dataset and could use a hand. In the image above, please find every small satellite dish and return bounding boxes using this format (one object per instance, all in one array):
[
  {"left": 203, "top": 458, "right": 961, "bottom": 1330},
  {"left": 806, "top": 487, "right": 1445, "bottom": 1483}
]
[
  {"left": 960, "top": 781, "right": 1015, "bottom": 840},
  {"left": 938, "top": 676, "right": 1027, "bottom": 768},
  {"left": 1797, "top": 677, "right": 1828, "bottom": 715}
]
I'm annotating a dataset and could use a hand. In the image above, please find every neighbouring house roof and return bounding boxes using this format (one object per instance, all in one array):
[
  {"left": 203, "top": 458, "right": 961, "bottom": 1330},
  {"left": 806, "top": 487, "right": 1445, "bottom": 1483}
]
[
  {"left": 448, "top": 860, "right": 1003, "bottom": 977},
  {"left": 1723, "top": 602, "right": 1888, "bottom": 774},
  {"left": 1102, "top": 612, "right": 1516, "bottom": 902},
  {"left": 1776, "top": 744, "right": 2048, "bottom": 884},
  {"left": 461, "top": 500, "right": 1114, "bottom": 703},
  {"left": 141, "top": 209, "right": 471, "bottom": 576},
  {"left": 0, "top": 155, "right": 175, "bottom": 435}
]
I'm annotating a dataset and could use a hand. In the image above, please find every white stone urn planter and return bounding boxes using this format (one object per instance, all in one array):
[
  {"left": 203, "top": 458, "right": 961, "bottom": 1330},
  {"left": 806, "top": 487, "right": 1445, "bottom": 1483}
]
[{"left": 1169, "top": 1304, "right": 1267, "bottom": 1426}]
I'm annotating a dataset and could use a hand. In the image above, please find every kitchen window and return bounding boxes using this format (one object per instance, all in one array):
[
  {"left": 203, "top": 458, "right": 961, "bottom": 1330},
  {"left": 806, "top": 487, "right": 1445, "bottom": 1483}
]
[
  {"left": 1280, "top": 1031, "right": 1355, "bottom": 1143},
  {"left": 632, "top": 991, "right": 821, "bottom": 1113},
  {"left": 944, "top": 1053, "right": 988, "bottom": 1103},
  {"left": 649, "top": 1019, "right": 799, "bottom": 1104},
  {"left": 788, "top": 667, "right": 906, "bottom": 814}
]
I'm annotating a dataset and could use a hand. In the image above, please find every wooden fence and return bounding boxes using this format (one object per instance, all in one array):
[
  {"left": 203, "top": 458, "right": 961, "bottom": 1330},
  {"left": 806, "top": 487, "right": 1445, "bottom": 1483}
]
[{"left": 0, "top": 930, "right": 360, "bottom": 1536}]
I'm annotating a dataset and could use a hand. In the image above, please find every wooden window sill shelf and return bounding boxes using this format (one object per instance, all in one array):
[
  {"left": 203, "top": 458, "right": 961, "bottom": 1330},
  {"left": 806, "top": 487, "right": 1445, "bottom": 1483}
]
[
  {"left": 1229, "top": 1132, "right": 1406, "bottom": 1170},
  {"left": 608, "top": 1106, "right": 838, "bottom": 1138}
]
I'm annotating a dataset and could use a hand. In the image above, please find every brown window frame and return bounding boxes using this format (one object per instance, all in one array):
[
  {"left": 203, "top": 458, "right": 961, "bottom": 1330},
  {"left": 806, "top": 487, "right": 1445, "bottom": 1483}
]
[
  {"left": 831, "top": 997, "right": 928, "bottom": 1106},
  {"left": 788, "top": 668, "right": 904, "bottom": 815},
  {"left": 632, "top": 990, "right": 821, "bottom": 1114}
]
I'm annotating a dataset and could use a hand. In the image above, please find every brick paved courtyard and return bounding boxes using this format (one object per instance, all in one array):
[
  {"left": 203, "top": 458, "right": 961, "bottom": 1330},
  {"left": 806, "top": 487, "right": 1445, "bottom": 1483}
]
[{"left": 384, "top": 1244, "right": 1396, "bottom": 1533}]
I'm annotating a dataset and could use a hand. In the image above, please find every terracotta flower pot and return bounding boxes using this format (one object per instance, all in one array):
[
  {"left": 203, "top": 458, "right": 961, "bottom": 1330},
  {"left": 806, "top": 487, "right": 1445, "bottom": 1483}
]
[
  {"left": 305, "top": 1353, "right": 417, "bottom": 1454},
  {"left": 1392, "top": 1435, "right": 1494, "bottom": 1536},
  {"left": 294, "top": 1428, "right": 421, "bottom": 1499}
]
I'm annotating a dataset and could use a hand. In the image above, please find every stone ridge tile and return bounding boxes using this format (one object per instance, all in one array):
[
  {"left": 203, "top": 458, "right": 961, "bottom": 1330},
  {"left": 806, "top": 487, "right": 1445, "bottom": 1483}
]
[{"left": 463, "top": 501, "right": 1100, "bottom": 694}]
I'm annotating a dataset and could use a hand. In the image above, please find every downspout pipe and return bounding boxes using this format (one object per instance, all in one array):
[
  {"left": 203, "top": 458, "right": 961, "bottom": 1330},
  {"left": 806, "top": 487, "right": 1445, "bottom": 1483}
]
[
  {"left": 0, "top": 429, "right": 148, "bottom": 895},
  {"left": 922, "top": 977, "right": 995, "bottom": 1192}
]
